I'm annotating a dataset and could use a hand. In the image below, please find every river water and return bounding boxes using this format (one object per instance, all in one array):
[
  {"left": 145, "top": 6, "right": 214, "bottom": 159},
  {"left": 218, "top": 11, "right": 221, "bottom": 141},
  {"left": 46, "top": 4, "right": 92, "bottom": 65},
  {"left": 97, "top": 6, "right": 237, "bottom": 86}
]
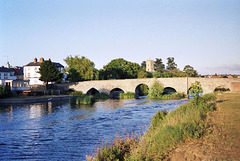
[{"left": 0, "top": 98, "right": 188, "bottom": 160}]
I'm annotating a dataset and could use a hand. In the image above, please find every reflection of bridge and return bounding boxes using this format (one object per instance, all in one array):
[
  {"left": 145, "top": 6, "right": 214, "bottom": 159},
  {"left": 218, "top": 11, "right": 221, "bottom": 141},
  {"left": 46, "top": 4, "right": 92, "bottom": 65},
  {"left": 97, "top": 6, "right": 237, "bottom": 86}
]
[{"left": 69, "top": 78, "right": 240, "bottom": 97}]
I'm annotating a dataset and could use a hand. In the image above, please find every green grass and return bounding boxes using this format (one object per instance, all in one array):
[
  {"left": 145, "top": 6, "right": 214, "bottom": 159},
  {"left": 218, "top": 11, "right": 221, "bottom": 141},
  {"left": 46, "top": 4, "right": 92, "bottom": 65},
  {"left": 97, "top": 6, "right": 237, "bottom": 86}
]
[
  {"left": 87, "top": 93, "right": 217, "bottom": 161},
  {"left": 95, "top": 93, "right": 109, "bottom": 100},
  {"left": 119, "top": 92, "right": 136, "bottom": 99}
]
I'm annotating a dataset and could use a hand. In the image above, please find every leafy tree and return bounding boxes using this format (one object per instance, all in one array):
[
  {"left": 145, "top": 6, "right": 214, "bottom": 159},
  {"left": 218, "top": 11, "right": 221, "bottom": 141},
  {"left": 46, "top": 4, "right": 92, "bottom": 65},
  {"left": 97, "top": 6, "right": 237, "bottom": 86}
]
[
  {"left": 172, "top": 68, "right": 187, "bottom": 77},
  {"left": 67, "top": 68, "right": 82, "bottom": 82},
  {"left": 183, "top": 65, "right": 198, "bottom": 77},
  {"left": 0, "top": 84, "right": 10, "bottom": 98},
  {"left": 39, "top": 60, "right": 64, "bottom": 88},
  {"left": 189, "top": 81, "right": 203, "bottom": 104},
  {"left": 64, "top": 55, "right": 98, "bottom": 81},
  {"left": 154, "top": 58, "right": 165, "bottom": 71},
  {"left": 153, "top": 71, "right": 174, "bottom": 78},
  {"left": 141, "top": 61, "right": 146, "bottom": 70},
  {"left": 137, "top": 70, "right": 148, "bottom": 78},
  {"left": 166, "top": 57, "right": 177, "bottom": 70},
  {"left": 148, "top": 80, "right": 164, "bottom": 98},
  {"left": 101, "top": 58, "right": 140, "bottom": 79}
]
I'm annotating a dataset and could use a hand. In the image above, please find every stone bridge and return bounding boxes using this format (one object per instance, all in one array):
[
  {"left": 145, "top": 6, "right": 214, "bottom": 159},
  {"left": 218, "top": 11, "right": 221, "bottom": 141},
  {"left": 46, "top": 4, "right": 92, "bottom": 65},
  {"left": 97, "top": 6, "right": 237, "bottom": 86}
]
[{"left": 68, "top": 78, "right": 240, "bottom": 97}]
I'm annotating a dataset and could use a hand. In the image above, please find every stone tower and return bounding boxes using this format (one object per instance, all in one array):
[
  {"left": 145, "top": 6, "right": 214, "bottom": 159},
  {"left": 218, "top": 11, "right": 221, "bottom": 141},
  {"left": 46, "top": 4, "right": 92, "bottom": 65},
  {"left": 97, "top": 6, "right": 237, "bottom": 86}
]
[{"left": 146, "top": 60, "right": 154, "bottom": 72}]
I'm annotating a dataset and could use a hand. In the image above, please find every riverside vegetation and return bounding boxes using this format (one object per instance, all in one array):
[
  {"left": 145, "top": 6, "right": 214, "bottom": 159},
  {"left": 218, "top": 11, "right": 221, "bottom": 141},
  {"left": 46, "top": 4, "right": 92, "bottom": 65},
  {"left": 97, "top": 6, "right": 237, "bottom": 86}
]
[
  {"left": 86, "top": 81, "right": 217, "bottom": 160},
  {"left": 69, "top": 91, "right": 109, "bottom": 105}
]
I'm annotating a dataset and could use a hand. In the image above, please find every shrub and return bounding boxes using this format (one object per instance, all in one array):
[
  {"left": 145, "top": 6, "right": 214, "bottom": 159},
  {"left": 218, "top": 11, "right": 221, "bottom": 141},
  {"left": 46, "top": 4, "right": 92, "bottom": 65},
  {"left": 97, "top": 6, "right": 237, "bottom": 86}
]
[
  {"left": 151, "top": 111, "right": 168, "bottom": 129},
  {"left": 0, "top": 85, "right": 11, "bottom": 98},
  {"left": 148, "top": 80, "right": 164, "bottom": 99},
  {"left": 202, "top": 93, "right": 217, "bottom": 102}
]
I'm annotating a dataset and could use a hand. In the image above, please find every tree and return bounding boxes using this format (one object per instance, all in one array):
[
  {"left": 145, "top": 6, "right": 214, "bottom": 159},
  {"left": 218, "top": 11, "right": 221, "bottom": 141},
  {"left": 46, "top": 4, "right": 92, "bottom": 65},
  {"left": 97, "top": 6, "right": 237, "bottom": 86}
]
[
  {"left": 0, "top": 84, "right": 10, "bottom": 98},
  {"left": 67, "top": 68, "right": 82, "bottom": 82},
  {"left": 166, "top": 57, "right": 177, "bottom": 70},
  {"left": 39, "top": 60, "right": 64, "bottom": 88},
  {"left": 140, "top": 61, "right": 146, "bottom": 70},
  {"left": 137, "top": 70, "right": 147, "bottom": 78},
  {"left": 183, "top": 65, "right": 198, "bottom": 77},
  {"left": 154, "top": 58, "right": 165, "bottom": 71},
  {"left": 101, "top": 58, "right": 140, "bottom": 79},
  {"left": 172, "top": 68, "right": 187, "bottom": 77},
  {"left": 148, "top": 80, "right": 164, "bottom": 98},
  {"left": 64, "top": 55, "right": 98, "bottom": 81},
  {"left": 189, "top": 81, "right": 203, "bottom": 104}
]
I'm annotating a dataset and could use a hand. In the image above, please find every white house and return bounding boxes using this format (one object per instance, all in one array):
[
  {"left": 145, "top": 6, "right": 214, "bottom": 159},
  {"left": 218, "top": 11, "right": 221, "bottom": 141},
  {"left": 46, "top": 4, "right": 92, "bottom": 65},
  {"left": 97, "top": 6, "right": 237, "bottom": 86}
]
[
  {"left": 0, "top": 62, "right": 30, "bottom": 91},
  {"left": 23, "top": 58, "right": 65, "bottom": 85}
]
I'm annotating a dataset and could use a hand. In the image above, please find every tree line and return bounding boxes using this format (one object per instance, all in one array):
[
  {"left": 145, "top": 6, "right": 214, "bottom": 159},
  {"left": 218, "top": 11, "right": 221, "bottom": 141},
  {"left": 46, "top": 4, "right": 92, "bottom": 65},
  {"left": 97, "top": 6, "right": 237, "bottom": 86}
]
[
  {"left": 37, "top": 56, "right": 198, "bottom": 86},
  {"left": 64, "top": 56, "right": 198, "bottom": 82}
]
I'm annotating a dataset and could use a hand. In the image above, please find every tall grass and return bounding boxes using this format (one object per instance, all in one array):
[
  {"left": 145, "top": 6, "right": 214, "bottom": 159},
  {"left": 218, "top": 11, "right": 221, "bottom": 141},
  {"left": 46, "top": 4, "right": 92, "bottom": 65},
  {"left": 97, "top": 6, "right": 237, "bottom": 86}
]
[
  {"left": 87, "top": 93, "right": 217, "bottom": 160},
  {"left": 95, "top": 93, "right": 109, "bottom": 100},
  {"left": 69, "top": 91, "right": 95, "bottom": 105},
  {"left": 119, "top": 92, "right": 136, "bottom": 99}
]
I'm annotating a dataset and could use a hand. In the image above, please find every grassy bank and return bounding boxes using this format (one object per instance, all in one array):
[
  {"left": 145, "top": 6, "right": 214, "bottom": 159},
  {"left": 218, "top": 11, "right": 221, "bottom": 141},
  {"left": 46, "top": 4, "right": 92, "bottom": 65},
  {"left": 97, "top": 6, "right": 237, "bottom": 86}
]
[
  {"left": 87, "top": 93, "right": 217, "bottom": 160},
  {"left": 169, "top": 92, "right": 240, "bottom": 160}
]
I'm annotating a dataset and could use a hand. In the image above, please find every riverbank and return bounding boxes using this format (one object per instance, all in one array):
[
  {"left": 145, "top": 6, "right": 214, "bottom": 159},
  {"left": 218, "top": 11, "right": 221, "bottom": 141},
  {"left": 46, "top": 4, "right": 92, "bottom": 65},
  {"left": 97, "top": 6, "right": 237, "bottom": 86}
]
[
  {"left": 170, "top": 92, "right": 240, "bottom": 160},
  {"left": 87, "top": 93, "right": 216, "bottom": 160},
  {"left": 0, "top": 95, "right": 71, "bottom": 104}
]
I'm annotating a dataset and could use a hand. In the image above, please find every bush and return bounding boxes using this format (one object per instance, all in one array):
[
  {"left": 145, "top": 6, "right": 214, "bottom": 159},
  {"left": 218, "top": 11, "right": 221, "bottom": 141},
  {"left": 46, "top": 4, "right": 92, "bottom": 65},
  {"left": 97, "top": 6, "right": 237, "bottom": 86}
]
[
  {"left": 0, "top": 85, "right": 11, "bottom": 98},
  {"left": 148, "top": 80, "right": 164, "bottom": 99},
  {"left": 202, "top": 93, "right": 216, "bottom": 102},
  {"left": 151, "top": 111, "right": 168, "bottom": 129}
]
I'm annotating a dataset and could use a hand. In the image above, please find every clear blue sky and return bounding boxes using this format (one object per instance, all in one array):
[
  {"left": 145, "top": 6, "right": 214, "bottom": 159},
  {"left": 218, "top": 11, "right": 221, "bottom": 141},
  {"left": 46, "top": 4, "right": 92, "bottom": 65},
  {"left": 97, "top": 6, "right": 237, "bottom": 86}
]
[{"left": 1, "top": 0, "right": 240, "bottom": 74}]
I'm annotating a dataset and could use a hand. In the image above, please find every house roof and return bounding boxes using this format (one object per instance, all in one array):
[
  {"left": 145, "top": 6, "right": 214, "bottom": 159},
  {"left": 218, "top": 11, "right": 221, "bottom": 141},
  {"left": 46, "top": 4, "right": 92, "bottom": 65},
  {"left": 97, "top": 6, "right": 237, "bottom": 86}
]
[
  {"left": 24, "top": 62, "right": 64, "bottom": 68},
  {"left": 13, "top": 67, "right": 23, "bottom": 76},
  {"left": 0, "top": 67, "right": 15, "bottom": 73}
]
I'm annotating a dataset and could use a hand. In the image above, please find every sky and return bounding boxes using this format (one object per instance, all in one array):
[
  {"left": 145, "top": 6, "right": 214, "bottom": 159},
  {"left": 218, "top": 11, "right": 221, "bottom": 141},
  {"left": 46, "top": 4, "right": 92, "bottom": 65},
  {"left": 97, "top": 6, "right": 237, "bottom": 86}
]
[{"left": 0, "top": 0, "right": 240, "bottom": 75}]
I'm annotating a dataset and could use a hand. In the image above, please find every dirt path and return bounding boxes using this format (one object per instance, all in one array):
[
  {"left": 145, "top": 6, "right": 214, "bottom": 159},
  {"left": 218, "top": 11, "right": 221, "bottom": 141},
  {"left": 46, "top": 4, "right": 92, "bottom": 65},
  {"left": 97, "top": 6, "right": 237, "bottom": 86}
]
[{"left": 170, "top": 92, "right": 240, "bottom": 161}]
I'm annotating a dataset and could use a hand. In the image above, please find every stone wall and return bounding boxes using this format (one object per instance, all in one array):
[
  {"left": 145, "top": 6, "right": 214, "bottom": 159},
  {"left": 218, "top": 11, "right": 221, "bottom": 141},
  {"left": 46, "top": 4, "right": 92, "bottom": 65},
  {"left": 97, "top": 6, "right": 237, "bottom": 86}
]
[{"left": 69, "top": 78, "right": 240, "bottom": 95}]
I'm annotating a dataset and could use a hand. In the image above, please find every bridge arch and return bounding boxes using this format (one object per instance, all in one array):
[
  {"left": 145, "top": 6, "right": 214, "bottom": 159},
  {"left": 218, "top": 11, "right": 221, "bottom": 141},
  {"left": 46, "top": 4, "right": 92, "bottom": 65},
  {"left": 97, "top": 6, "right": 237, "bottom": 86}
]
[
  {"left": 135, "top": 84, "right": 149, "bottom": 98},
  {"left": 163, "top": 87, "right": 177, "bottom": 94},
  {"left": 110, "top": 88, "right": 124, "bottom": 98},
  {"left": 86, "top": 88, "right": 100, "bottom": 96}
]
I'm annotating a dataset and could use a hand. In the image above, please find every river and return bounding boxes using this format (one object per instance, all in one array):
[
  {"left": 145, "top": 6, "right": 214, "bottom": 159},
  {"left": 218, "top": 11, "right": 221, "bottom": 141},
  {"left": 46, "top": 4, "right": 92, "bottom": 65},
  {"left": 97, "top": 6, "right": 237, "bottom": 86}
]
[{"left": 0, "top": 98, "right": 188, "bottom": 160}]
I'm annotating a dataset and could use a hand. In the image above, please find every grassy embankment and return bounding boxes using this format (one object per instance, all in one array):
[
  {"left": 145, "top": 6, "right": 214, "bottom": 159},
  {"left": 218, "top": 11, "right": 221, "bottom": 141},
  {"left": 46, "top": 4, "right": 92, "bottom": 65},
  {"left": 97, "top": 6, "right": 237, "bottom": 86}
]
[
  {"left": 87, "top": 93, "right": 217, "bottom": 160},
  {"left": 169, "top": 92, "right": 240, "bottom": 160}
]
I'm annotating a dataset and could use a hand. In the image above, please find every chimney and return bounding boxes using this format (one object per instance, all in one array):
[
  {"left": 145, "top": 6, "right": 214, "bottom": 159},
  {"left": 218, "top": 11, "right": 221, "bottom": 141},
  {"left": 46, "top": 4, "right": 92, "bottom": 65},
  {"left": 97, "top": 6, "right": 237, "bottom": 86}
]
[
  {"left": 40, "top": 57, "right": 44, "bottom": 63},
  {"left": 34, "top": 58, "right": 37, "bottom": 63},
  {"left": 6, "top": 62, "right": 10, "bottom": 68}
]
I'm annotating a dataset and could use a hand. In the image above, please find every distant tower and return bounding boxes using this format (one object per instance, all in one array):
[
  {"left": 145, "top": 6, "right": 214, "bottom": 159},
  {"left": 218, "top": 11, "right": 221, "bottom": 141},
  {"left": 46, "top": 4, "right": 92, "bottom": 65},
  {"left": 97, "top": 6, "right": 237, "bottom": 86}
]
[{"left": 146, "top": 60, "right": 154, "bottom": 72}]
